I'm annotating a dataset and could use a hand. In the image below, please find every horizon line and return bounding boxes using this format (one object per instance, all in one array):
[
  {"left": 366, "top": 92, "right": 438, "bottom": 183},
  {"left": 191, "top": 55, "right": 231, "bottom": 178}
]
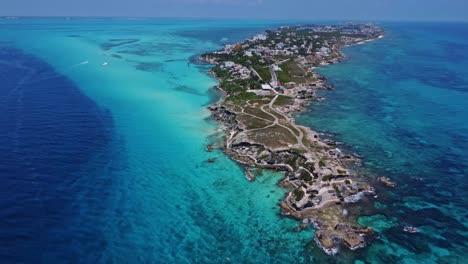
[{"left": 0, "top": 15, "right": 467, "bottom": 23}]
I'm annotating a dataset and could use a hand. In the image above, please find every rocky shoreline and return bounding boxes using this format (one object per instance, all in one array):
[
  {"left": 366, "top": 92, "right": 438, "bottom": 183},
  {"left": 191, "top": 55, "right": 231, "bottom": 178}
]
[{"left": 201, "top": 24, "right": 384, "bottom": 254}]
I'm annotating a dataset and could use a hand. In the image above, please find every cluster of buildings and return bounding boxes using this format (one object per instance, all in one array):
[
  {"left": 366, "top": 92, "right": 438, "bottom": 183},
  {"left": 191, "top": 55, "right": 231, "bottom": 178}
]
[
  {"left": 261, "top": 79, "right": 286, "bottom": 92},
  {"left": 215, "top": 24, "right": 382, "bottom": 65},
  {"left": 252, "top": 24, "right": 381, "bottom": 60},
  {"left": 206, "top": 23, "right": 383, "bottom": 86},
  {"left": 215, "top": 29, "right": 330, "bottom": 68},
  {"left": 217, "top": 43, "right": 243, "bottom": 55},
  {"left": 220, "top": 61, "right": 252, "bottom": 79}
]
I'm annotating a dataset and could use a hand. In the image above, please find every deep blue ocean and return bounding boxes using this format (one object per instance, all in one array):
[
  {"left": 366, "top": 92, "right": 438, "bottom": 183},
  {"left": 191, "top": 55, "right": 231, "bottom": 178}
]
[{"left": 0, "top": 19, "right": 467, "bottom": 263}]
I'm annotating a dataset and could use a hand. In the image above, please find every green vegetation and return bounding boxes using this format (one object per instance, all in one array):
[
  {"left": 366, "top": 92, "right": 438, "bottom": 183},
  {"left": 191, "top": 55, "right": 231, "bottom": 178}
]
[
  {"left": 344, "top": 179, "right": 351, "bottom": 185},
  {"left": 332, "top": 183, "right": 338, "bottom": 191},
  {"left": 226, "top": 91, "right": 261, "bottom": 104},
  {"left": 299, "top": 170, "right": 312, "bottom": 181},
  {"left": 213, "top": 67, "right": 231, "bottom": 79},
  {"left": 303, "top": 162, "right": 314, "bottom": 172},
  {"left": 237, "top": 113, "right": 272, "bottom": 130},
  {"left": 220, "top": 78, "right": 261, "bottom": 95},
  {"left": 253, "top": 66, "right": 271, "bottom": 80},
  {"left": 322, "top": 175, "right": 332, "bottom": 182},
  {"left": 332, "top": 183, "right": 342, "bottom": 197},
  {"left": 207, "top": 52, "right": 266, "bottom": 68},
  {"left": 257, "top": 153, "right": 270, "bottom": 160},
  {"left": 273, "top": 95, "right": 293, "bottom": 106},
  {"left": 243, "top": 106, "right": 275, "bottom": 121},
  {"left": 292, "top": 147, "right": 307, "bottom": 155},
  {"left": 216, "top": 52, "right": 269, "bottom": 68},
  {"left": 264, "top": 107, "right": 284, "bottom": 120},
  {"left": 248, "top": 125, "right": 297, "bottom": 149},
  {"left": 277, "top": 60, "right": 312, "bottom": 83},
  {"left": 233, "top": 78, "right": 261, "bottom": 90},
  {"left": 337, "top": 169, "right": 347, "bottom": 175},
  {"left": 293, "top": 188, "right": 305, "bottom": 201},
  {"left": 300, "top": 127, "right": 315, "bottom": 148},
  {"left": 319, "top": 159, "right": 326, "bottom": 168},
  {"left": 284, "top": 153, "right": 306, "bottom": 170},
  {"left": 221, "top": 80, "right": 244, "bottom": 94},
  {"left": 277, "top": 120, "right": 299, "bottom": 137}
]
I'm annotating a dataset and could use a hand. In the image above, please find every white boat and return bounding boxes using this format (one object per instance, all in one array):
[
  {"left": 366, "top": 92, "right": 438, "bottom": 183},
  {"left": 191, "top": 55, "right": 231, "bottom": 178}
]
[
  {"left": 101, "top": 62, "right": 109, "bottom": 66},
  {"left": 403, "top": 226, "right": 420, "bottom": 233}
]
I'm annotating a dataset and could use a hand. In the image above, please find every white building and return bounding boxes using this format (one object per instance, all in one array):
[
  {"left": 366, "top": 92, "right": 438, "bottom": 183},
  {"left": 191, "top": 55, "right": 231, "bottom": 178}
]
[
  {"left": 272, "top": 65, "right": 282, "bottom": 71},
  {"left": 261, "top": 84, "right": 273, "bottom": 90},
  {"left": 224, "top": 61, "right": 236, "bottom": 68},
  {"left": 252, "top": 34, "right": 267, "bottom": 41},
  {"left": 270, "top": 81, "right": 279, "bottom": 88}
]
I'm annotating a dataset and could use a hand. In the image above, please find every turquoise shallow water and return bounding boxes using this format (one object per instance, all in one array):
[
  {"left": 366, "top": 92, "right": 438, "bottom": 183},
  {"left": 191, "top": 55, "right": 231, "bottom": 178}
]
[
  {"left": 0, "top": 19, "right": 467, "bottom": 263},
  {"left": 0, "top": 19, "right": 322, "bottom": 263}
]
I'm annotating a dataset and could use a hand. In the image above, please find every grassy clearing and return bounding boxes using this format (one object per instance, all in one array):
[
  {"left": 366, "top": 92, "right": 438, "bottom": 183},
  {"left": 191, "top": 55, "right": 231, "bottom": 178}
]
[
  {"left": 300, "top": 127, "right": 310, "bottom": 147},
  {"left": 253, "top": 65, "right": 272, "bottom": 81},
  {"left": 277, "top": 60, "right": 313, "bottom": 84},
  {"left": 262, "top": 107, "right": 300, "bottom": 137},
  {"left": 247, "top": 125, "right": 297, "bottom": 149},
  {"left": 237, "top": 113, "right": 273, "bottom": 130},
  {"left": 243, "top": 106, "right": 275, "bottom": 122},
  {"left": 247, "top": 97, "right": 273, "bottom": 107},
  {"left": 264, "top": 107, "right": 284, "bottom": 120},
  {"left": 225, "top": 92, "right": 262, "bottom": 104},
  {"left": 225, "top": 105, "right": 243, "bottom": 113},
  {"left": 277, "top": 120, "right": 299, "bottom": 137},
  {"left": 292, "top": 147, "right": 307, "bottom": 155},
  {"left": 273, "top": 95, "right": 293, "bottom": 106}
]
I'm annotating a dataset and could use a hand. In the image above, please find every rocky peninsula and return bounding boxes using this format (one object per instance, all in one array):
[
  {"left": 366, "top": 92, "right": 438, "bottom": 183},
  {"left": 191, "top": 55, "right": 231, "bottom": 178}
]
[{"left": 200, "top": 23, "right": 384, "bottom": 254}]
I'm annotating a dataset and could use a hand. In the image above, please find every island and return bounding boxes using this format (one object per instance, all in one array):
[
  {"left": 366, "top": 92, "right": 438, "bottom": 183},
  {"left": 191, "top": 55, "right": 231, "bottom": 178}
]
[{"left": 200, "top": 23, "right": 384, "bottom": 254}]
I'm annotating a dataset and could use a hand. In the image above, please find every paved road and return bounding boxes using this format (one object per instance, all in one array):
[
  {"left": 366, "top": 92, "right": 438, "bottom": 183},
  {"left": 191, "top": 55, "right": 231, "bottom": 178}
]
[
  {"left": 269, "top": 65, "right": 277, "bottom": 83},
  {"left": 250, "top": 67, "right": 263, "bottom": 81}
]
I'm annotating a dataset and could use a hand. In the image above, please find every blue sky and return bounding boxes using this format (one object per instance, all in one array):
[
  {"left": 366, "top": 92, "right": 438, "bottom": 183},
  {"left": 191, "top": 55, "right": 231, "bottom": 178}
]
[{"left": 1, "top": 0, "right": 467, "bottom": 21}]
